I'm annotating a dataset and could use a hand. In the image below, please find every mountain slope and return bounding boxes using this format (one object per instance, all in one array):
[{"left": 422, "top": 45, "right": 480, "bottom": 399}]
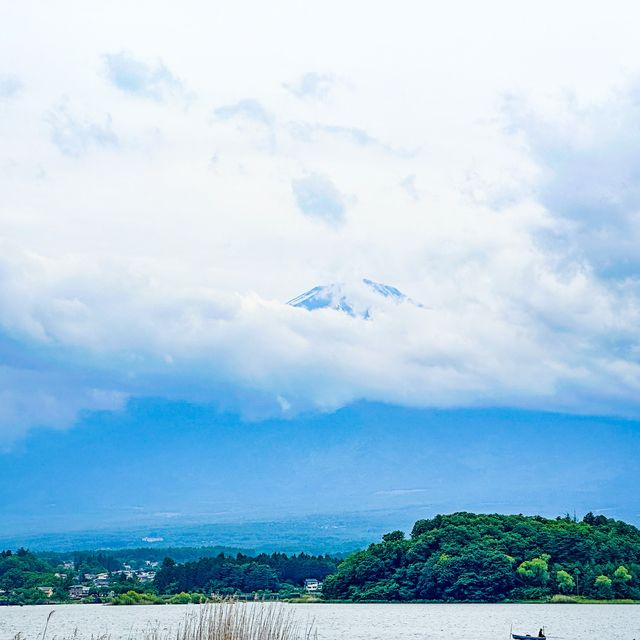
[{"left": 287, "top": 278, "right": 421, "bottom": 318}]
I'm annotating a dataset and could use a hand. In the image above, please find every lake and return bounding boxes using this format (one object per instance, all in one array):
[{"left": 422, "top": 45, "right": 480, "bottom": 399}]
[{"left": 2, "top": 602, "right": 639, "bottom": 640}]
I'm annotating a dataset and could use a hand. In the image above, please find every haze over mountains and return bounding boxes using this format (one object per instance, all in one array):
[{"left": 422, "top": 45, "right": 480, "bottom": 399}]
[{"left": 2, "top": 401, "right": 638, "bottom": 551}]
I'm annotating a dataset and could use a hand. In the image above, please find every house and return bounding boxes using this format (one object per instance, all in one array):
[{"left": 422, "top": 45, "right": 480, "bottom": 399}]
[
  {"left": 37, "top": 586, "right": 54, "bottom": 598},
  {"left": 304, "top": 578, "right": 322, "bottom": 592},
  {"left": 69, "top": 585, "right": 90, "bottom": 599},
  {"left": 113, "top": 569, "right": 134, "bottom": 579},
  {"left": 137, "top": 570, "right": 156, "bottom": 583},
  {"left": 93, "top": 572, "right": 110, "bottom": 586}
]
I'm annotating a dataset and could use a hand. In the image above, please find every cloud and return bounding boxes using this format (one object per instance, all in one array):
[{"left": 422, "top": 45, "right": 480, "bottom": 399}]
[
  {"left": 0, "top": 355, "right": 126, "bottom": 448},
  {"left": 289, "top": 122, "right": 413, "bottom": 157},
  {"left": 4, "top": 2, "right": 640, "bottom": 445},
  {"left": 0, "top": 75, "right": 22, "bottom": 99},
  {"left": 285, "top": 72, "right": 336, "bottom": 100},
  {"left": 504, "top": 87, "right": 640, "bottom": 278},
  {"left": 291, "top": 173, "right": 348, "bottom": 224},
  {"left": 46, "top": 103, "right": 118, "bottom": 157},
  {"left": 400, "top": 175, "right": 419, "bottom": 200},
  {"left": 0, "top": 235, "right": 639, "bottom": 445},
  {"left": 214, "top": 99, "right": 274, "bottom": 127},
  {"left": 103, "top": 51, "right": 183, "bottom": 100},
  {"left": 213, "top": 98, "right": 275, "bottom": 151}
]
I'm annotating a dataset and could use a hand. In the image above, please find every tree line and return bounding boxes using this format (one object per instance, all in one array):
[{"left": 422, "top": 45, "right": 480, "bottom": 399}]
[
  {"left": 153, "top": 552, "right": 338, "bottom": 594},
  {"left": 322, "top": 512, "right": 640, "bottom": 601},
  {"left": 3, "top": 512, "right": 640, "bottom": 604}
]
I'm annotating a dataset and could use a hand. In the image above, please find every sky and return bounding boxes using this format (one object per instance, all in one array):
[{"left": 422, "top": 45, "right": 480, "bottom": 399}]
[{"left": 1, "top": 1, "right": 640, "bottom": 537}]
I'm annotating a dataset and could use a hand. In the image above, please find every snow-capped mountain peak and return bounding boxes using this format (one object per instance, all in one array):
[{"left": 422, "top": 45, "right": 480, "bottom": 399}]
[{"left": 287, "top": 278, "right": 421, "bottom": 318}]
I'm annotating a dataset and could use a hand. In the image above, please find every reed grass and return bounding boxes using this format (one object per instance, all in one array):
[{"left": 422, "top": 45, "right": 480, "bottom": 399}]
[
  {"left": 142, "top": 602, "right": 315, "bottom": 640},
  {"left": 17, "top": 601, "right": 313, "bottom": 640}
]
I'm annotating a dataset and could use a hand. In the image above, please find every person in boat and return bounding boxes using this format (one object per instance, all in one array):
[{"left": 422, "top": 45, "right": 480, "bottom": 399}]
[{"left": 538, "top": 629, "right": 545, "bottom": 638}]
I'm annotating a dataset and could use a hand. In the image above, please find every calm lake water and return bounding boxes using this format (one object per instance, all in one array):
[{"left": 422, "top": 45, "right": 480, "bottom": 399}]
[{"left": 2, "top": 602, "right": 639, "bottom": 640}]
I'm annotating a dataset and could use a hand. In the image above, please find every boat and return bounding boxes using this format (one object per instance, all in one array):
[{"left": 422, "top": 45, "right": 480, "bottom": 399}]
[{"left": 512, "top": 635, "right": 545, "bottom": 639}]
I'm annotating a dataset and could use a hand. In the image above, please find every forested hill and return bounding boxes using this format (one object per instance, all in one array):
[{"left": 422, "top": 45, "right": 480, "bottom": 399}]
[{"left": 322, "top": 512, "right": 640, "bottom": 602}]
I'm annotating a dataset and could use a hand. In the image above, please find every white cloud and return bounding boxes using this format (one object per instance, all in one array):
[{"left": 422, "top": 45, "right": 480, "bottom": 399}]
[
  {"left": 103, "top": 51, "right": 183, "bottom": 100},
  {"left": 46, "top": 103, "right": 118, "bottom": 157},
  {"left": 504, "top": 86, "right": 640, "bottom": 277},
  {"left": 0, "top": 74, "right": 22, "bottom": 99},
  {"left": 291, "top": 173, "right": 349, "bottom": 224},
  {"left": 214, "top": 99, "right": 274, "bottom": 127},
  {"left": 288, "top": 122, "right": 412, "bottom": 157},
  {"left": 400, "top": 175, "right": 419, "bottom": 201},
  {"left": 0, "top": 364, "right": 126, "bottom": 449},
  {"left": 284, "top": 72, "right": 336, "bottom": 100},
  {"left": 2, "top": 0, "right": 640, "bottom": 441},
  {"left": 0, "top": 232, "right": 638, "bottom": 444}
]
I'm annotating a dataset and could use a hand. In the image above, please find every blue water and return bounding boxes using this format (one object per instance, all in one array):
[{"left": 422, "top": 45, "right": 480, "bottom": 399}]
[{"left": 2, "top": 602, "right": 639, "bottom": 640}]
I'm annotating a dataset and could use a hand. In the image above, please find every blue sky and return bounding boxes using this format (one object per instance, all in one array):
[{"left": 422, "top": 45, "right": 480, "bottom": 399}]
[{"left": 1, "top": 1, "right": 640, "bottom": 537}]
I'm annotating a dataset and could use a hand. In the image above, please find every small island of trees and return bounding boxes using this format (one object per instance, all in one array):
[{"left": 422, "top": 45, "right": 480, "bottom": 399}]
[{"left": 322, "top": 512, "right": 640, "bottom": 602}]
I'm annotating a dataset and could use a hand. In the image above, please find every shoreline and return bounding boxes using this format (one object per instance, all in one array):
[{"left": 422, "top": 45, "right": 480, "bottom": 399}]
[{"left": 4, "top": 598, "right": 639, "bottom": 607}]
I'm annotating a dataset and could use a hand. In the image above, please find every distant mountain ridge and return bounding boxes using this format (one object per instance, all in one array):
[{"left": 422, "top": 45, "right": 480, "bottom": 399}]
[{"left": 287, "top": 278, "right": 422, "bottom": 318}]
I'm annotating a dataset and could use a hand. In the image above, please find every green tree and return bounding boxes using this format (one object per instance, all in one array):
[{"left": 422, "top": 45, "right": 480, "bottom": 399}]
[
  {"left": 612, "top": 565, "right": 632, "bottom": 597},
  {"left": 555, "top": 570, "right": 575, "bottom": 594},
  {"left": 594, "top": 575, "right": 613, "bottom": 599},
  {"left": 517, "top": 554, "right": 550, "bottom": 587},
  {"left": 382, "top": 531, "right": 405, "bottom": 543},
  {"left": 241, "top": 563, "right": 279, "bottom": 592}
]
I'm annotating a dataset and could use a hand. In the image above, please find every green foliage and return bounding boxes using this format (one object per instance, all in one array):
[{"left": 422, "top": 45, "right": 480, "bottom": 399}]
[
  {"left": 323, "top": 512, "right": 640, "bottom": 602},
  {"left": 382, "top": 531, "right": 406, "bottom": 543},
  {"left": 594, "top": 574, "right": 613, "bottom": 599},
  {"left": 0, "top": 548, "right": 61, "bottom": 601},
  {"left": 556, "top": 569, "right": 575, "bottom": 593},
  {"left": 517, "top": 554, "right": 550, "bottom": 586},
  {"left": 41, "top": 546, "right": 249, "bottom": 568},
  {"left": 612, "top": 564, "right": 632, "bottom": 597},
  {"left": 153, "top": 551, "right": 338, "bottom": 595},
  {"left": 111, "top": 590, "right": 164, "bottom": 605}
]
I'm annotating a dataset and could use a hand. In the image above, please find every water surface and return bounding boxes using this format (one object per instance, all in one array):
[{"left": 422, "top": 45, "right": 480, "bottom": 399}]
[{"left": 2, "top": 602, "right": 639, "bottom": 640}]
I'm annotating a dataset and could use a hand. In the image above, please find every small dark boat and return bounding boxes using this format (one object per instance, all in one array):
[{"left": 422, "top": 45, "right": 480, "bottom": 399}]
[{"left": 512, "top": 635, "right": 545, "bottom": 640}]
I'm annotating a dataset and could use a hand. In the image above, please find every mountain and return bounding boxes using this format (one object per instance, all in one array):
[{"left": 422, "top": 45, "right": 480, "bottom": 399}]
[
  {"left": 287, "top": 278, "right": 422, "bottom": 318},
  {"left": 0, "top": 507, "right": 423, "bottom": 555}
]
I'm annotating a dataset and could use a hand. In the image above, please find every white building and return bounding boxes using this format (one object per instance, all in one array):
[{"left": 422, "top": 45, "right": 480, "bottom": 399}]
[
  {"left": 137, "top": 570, "right": 156, "bottom": 583},
  {"left": 304, "top": 579, "right": 322, "bottom": 592}
]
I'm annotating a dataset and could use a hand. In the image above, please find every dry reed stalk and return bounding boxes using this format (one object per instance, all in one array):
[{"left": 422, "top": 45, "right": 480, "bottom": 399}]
[{"left": 142, "top": 601, "right": 315, "bottom": 640}]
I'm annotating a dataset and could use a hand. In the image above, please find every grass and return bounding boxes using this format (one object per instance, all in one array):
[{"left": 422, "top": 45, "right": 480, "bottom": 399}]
[
  {"left": 549, "top": 594, "right": 639, "bottom": 604},
  {"left": 142, "top": 603, "right": 316, "bottom": 640},
  {"left": 16, "top": 602, "right": 315, "bottom": 640}
]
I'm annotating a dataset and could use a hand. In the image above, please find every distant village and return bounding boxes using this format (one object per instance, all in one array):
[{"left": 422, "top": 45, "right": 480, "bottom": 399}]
[
  {"left": 66, "top": 561, "right": 158, "bottom": 599},
  {"left": 33, "top": 560, "right": 160, "bottom": 601},
  {"left": 0, "top": 547, "right": 333, "bottom": 605}
]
